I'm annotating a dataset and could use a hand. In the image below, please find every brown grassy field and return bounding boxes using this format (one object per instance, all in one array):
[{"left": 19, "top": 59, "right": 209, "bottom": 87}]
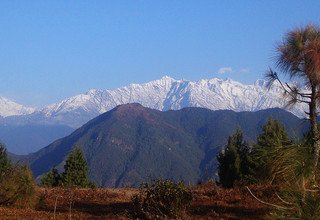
[{"left": 0, "top": 183, "right": 278, "bottom": 219}]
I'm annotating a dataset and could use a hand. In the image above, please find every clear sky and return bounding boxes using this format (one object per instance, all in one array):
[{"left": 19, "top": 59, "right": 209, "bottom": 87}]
[{"left": 0, "top": 1, "right": 319, "bottom": 107}]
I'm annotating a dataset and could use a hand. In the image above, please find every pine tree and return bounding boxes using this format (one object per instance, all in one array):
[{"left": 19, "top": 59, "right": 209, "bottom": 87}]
[
  {"left": 41, "top": 168, "right": 61, "bottom": 187},
  {"left": 217, "top": 129, "right": 252, "bottom": 188},
  {"left": 252, "top": 118, "right": 291, "bottom": 182},
  {"left": 266, "top": 25, "right": 320, "bottom": 182},
  {"left": 62, "top": 148, "right": 90, "bottom": 187},
  {"left": 239, "top": 141, "right": 255, "bottom": 182}
]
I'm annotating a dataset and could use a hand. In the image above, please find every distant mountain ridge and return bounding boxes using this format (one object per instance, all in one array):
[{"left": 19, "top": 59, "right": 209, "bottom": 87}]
[
  {"left": 0, "top": 76, "right": 308, "bottom": 128},
  {"left": 0, "top": 96, "right": 34, "bottom": 117},
  {"left": 28, "top": 104, "right": 306, "bottom": 187},
  {"left": 0, "top": 76, "right": 309, "bottom": 154}
]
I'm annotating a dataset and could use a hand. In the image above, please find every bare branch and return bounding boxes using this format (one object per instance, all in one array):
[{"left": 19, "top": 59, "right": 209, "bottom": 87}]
[
  {"left": 246, "top": 186, "right": 293, "bottom": 210},
  {"left": 275, "top": 193, "right": 293, "bottom": 205},
  {"left": 265, "top": 69, "right": 310, "bottom": 104},
  {"left": 264, "top": 68, "right": 278, "bottom": 89},
  {"left": 285, "top": 83, "right": 311, "bottom": 98}
]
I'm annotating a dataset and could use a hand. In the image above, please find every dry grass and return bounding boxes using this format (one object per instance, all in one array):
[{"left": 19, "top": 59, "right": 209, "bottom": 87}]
[
  {"left": 190, "top": 182, "right": 279, "bottom": 219},
  {"left": 0, "top": 184, "right": 279, "bottom": 219}
]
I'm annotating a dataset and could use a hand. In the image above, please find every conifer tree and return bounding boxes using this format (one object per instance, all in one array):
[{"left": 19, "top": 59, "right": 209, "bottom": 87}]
[
  {"left": 239, "top": 141, "right": 255, "bottom": 182},
  {"left": 62, "top": 148, "right": 90, "bottom": 187},
  {"left": 252, "top": 118, "right": 291, "bottom": 182},
  {"left": 217, "top": 129, "right": 252, "bottom": 188},
  {"left": 41, "top": 168, "right": 61, "bottom": 187},
  {"left": 266, "top": 25, "right": 320, "bottom": 182},
  {"left": 0, "top": 143, "right": 35, "bottom": 207}
]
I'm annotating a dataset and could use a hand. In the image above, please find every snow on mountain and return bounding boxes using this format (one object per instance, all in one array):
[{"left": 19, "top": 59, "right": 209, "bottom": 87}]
[
  {"left": 0, "top": 96, "right": 35, "bottom": 117},
  {"left": 40, "top": 75, "right": 308, "bottom": 126}
]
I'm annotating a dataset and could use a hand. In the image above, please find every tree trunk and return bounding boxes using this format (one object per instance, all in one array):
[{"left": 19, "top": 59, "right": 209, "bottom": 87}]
[
  {"left": 309, "top": 84, "right": 320, "bottom": 183},
  {"left": 313, "top": 140, "right": 320, "bottom": 183}
]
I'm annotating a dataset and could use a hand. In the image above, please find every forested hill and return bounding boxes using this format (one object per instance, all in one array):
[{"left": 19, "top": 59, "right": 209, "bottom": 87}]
[{"left": 28, "top": 104, "right": 306, "bottom": 187}]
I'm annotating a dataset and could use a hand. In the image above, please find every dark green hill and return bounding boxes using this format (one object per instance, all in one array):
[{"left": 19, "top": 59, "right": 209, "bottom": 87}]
[{"left": 29, "top": 104, "right": 306, "bottom": 187}]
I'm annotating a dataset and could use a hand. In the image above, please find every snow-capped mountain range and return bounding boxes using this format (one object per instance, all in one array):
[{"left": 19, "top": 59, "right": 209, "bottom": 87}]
[
  {"left": 0, "top": 96, "right": 35, "bottom": 117},
  {"left": 0, "top": 76, "right": 308, "bottom": 128}
]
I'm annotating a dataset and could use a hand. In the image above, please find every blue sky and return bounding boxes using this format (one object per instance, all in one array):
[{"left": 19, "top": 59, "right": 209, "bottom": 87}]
[{"left": 0, "top": 1, "right": 319, "bottom": 107}]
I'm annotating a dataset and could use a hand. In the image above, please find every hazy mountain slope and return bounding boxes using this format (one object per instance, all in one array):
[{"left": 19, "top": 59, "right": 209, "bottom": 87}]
[
  {"left": 0, "top": 125, "right": 74, "bottom": 155},
  {"left": 0, "top": 98, "right": 76, "bottom": 155},
  {"left": 28, "top": 104, "right": 304, "bottom": 187}
]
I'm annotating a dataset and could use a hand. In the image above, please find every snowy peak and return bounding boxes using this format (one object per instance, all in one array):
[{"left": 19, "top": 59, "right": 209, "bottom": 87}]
[
  {"left": 160, "top": 75, "right": 175, "bottom": 81},
  {"left": 0, "top": 96, "right": 35, "bottom": 117},
  {"left": 42, "top": 90, "right": 105, "bottom": 117},
  {"left": 1, "top": 76, "right": 307, "bottom": 128},
  {"left": 42, "top": 77, "right": 178, "bottom": 118},
  {"left": 38, "top": 76, "right": 307, "bottom": 127}
]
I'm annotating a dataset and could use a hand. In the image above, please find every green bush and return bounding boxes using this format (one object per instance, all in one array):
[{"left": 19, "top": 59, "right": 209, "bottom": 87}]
[
  {"left": 131, "top": 179, "right": 192, "bottom": 219},
  {"left": 40, "top": 168, "right": 62, "bottom": 187}
]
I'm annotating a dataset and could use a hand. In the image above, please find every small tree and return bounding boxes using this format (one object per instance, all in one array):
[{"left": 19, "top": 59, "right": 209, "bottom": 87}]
[
  {"left": 252, "top": 119, "right": 292, "bottom": 183},
  {"left": 0, "top": 144, "right": 36, "bottom": 208},
  {"left": 0, "top": 165, "right": 36, "bottom": 208},
  {"left": 217, "top": 129, "right": 253, "bottom": 188},
  {"left": 0, "top": 143, "right": 11, "bottom": 177},
  {"left": 41, "top": 168, "right": 62, "bottom": 187},
  {"left": 62, "top": 148, "right": 90, "bottom": 187}
]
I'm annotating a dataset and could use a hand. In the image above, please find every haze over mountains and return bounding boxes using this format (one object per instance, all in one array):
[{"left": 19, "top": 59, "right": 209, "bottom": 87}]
[{"left": 0, "top": 76, "right": 309, "bottom": 154}]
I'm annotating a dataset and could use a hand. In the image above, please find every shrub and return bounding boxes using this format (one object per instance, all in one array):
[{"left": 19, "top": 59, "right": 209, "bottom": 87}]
[
  {"left": 196, "top": 180, "right": 220, "bottom": 198},
  {"left": 41, "top": 168, "right": 62, "bottom": 187},
  {"left": 0, "top": 143, "right": 11, "bottom": 178},
  {"left": 131, "top": 179, "right": 192, "bottom": 219},
  {"left": 0, "top": 165, "right": 36, "bottom": 208},
  {"left": 0, "top": 143, "right": 36, "bottom": 208}
]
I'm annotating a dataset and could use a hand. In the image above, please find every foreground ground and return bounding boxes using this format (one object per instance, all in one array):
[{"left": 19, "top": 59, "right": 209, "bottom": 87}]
[{"left": 0, "top": 184, "right": 278, "bottom": 219}]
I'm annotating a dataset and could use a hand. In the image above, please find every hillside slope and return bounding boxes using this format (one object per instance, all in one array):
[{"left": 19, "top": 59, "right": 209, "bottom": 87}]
[{"left": 29, "top": 104, "right": 305, "bottom": 187}]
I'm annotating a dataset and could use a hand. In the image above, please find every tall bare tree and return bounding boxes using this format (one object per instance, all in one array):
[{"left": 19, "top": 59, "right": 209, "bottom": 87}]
[{"left": 266, "top": 25, "right": 320, "bottom": 182}]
